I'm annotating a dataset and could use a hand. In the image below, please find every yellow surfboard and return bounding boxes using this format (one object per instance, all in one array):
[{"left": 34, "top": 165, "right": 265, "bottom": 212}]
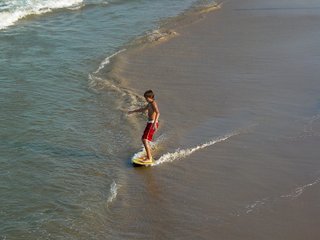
[
  {"left": 132, "top": 156, "right": 154, "bottom": 166},
  {"left": 131, "top": 136, "right": 165, "bottom": 166}
]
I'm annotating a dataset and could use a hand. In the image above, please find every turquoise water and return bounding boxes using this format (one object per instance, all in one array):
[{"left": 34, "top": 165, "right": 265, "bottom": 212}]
[{"left": 0, "top": 0, "right": 209, "bottom": 238}]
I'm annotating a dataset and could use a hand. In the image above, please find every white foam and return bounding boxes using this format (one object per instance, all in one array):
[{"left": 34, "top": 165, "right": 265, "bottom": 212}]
[
  {"left": 152, "top": 133, "right": 238, "bottom": 166},
  {"left": 146, "top": 29, "right": 177, "bottom": 42},
  {"left": 0, "top": 0, "right": 84, "bottom": 30},
  {"left": 88, "top": 48, "right": 145, "bottom": 110},
  {"left": 281, "top": 177, "right": 320, "bottom": 198},
  {"left": 107, "top": 180, "right": 118, "bottom": 205},
  {"left": 131, "top": 134, "right": 167, "bottom": 161},
  {"left": 94, "top": 49, "right": 126, "bottom": 74},
  {"left": 303, "top": 113, "right": 320, "bottom": 134},
  {"left": 88, "top": 73, "right": 119, "bottom": 91},
  {"left": 239, "top": 176, "right": 320, "bottom": 216},
  {"left": 244, "top": 198, "right": 268, "bottom": 214}
]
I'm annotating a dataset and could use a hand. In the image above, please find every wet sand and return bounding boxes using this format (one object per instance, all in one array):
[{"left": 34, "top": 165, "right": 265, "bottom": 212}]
[{"left": 109, "top": 0, "right": 320, "bottom": 239}]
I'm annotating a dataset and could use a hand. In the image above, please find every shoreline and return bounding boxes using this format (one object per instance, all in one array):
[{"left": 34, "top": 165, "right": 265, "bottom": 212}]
[
  {"left": 90, "top": 1, "right": 222, "bottom": 93},
  {"left": 90, "top": 1, "right": 223, "bottom": 146},
  {"left": 110, "top": 0, "right": 320, "bottom": 143},
  {"left": 127, "top": 1, "right": 222, "bottom": 49},
  {"left": 105, "top": 1, "right": 226, "bottom": 149}
]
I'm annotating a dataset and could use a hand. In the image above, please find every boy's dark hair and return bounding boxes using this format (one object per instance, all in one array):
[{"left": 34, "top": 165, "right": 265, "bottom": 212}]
[{"left": 144, "top": 90, "right": 155, "bottom": 99}]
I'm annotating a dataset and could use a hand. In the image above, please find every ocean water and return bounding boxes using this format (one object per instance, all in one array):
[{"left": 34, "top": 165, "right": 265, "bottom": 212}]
[{"left": 0, "top": 0, "right": 214, "bottom": 239}]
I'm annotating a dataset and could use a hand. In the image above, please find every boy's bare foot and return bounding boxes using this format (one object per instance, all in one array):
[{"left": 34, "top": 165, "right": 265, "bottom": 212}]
[{"left": 141, "top": 157, "right": 153, "bottom": 162}]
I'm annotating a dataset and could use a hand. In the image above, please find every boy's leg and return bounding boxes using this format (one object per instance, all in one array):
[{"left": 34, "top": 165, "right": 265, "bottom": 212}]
[{"left": 142, "top": 139, "right": 152, "bottom": 161}]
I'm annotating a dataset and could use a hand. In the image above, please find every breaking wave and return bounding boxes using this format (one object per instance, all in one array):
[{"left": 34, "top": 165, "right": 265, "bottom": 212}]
[
  {"left": 0, "top": 0, "right": 85, "bottom": 30},
  {"left": 88, "top": 48, "right": 145, "bottom": 111}
]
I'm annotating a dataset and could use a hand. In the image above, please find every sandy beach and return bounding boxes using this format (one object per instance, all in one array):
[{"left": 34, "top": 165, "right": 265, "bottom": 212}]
[{"left": 110, "top": 0, "right": 320, "bottom": 238}]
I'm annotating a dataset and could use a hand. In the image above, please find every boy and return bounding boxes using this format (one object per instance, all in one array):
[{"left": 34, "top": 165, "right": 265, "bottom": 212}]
[{"left": 128, "top": 90, "right": 160, "bottom": 162}]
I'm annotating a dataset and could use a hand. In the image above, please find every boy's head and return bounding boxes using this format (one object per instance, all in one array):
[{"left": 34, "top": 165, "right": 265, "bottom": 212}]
[{"left": 144, "top": 90, "right": 155, "bottom": 102}]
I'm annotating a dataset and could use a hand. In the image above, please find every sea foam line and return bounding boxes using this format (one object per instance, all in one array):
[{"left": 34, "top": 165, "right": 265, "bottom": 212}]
[
  {"left": 238, "top": 176, "right": 320, "bottom": 216},
  {"left": 281, "top": 177, "right": 320, "bottom": 198},
  {"left": 107, "top": 180, "right": 118, "bottom": 206},
  {"left": 0, "top": 0, "right": 84, "bottom": 30},
  {"left": 152, "top": 133, "right": 237, "bottom": 166},
  {"left": 94, "top": 49, "right": 126, "bottom": 74}
]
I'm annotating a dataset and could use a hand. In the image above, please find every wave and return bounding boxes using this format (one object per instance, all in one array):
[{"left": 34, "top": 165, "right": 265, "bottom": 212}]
[
  {"left": 88, "top": 48, "right": 145, "bottom": 111},
  {"left": 152, "top": 133, "right": 238, "bottom": 166},
  {"left": 0, "top": 0, "right": 85, "bottom": 30},
  {"left": 93, "top": 49, "right": 126, "bottom": 74}
]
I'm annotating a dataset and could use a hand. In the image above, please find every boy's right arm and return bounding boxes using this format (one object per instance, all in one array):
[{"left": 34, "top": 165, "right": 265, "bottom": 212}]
[{"left": 128, "top": 105, "right": 147, "bottom": 115}]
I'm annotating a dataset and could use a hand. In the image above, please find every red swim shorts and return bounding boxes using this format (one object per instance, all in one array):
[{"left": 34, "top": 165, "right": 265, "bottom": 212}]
[{"left": 142, "top": 122, "right": 159, "bottom": 141}]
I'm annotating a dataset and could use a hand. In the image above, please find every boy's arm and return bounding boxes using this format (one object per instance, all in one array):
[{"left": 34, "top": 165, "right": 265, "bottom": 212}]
[
  {"left": 151, "top": 101, "right": 160, "bottom": 128},
  {"left": 128, "top": 105, "right": 148, "bottom": 114}
]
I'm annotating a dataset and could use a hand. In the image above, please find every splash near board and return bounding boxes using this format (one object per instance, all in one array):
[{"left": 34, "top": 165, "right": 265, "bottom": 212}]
[
  {"left": 131, "top": 149, "right": 155, "bottom": 166},
  {"left": 131, "top": 135, "right": 166, "bottom": 166}
]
